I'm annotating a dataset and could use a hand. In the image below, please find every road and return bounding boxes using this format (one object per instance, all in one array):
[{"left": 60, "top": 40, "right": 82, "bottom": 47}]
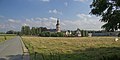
[{"left": 0, "top": 36, "right": 23, "bottom": 60}]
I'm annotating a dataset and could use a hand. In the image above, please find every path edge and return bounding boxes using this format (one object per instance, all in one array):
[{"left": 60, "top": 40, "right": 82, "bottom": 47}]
[{"left": 19, "top": 36, "right": 30, "bottom": 60}]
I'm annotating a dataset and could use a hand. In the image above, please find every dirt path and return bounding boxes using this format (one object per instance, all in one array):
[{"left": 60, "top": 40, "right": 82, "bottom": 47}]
[{"left": 0, "top": 36, "right": 29, "bottom": 60}]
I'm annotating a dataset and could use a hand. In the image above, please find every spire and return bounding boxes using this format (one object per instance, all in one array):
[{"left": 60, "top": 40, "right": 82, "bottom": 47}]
[
  {"left": 56, "top": 18, "right": 60, "bottom": 32},
  {"left": 57, "top": 18, "right": 60, "bottom": 25}
]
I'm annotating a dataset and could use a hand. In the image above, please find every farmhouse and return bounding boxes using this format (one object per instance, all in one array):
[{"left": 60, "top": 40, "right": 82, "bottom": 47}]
[{"left": 75, "top": 28, "right": 81, "bottom": 37}]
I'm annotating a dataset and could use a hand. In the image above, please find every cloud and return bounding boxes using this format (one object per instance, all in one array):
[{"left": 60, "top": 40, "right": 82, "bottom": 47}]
[
  {"left": 49, "top": 17, "right": 57, "bottom": 21},
  {"left": 41, "top": 0, "right": 50, "bottom": 2},
  {"left": 22, "top": 17, "right": 57, "bottom": 29},
  {"left": 8, "top": 19, "right": 20, "bottom": 23},
  {"left": 0, "top": 15, "right": 4, "bottom": 18},
  {"left": 0, "top": 24, "right": 6, "bottom": 29},
  {"left": 0, "top": 19, "right": 21, "bottom": 32},
  {"left": 8, "top": 19, "right": 16, "bottom": 23},
  {"left": 0, "top": 15, "right": 104, "bottom": 32},
  {"left": 49, "top": 9, "right": 62, "bottom": 15},
  {"left": 27, "top": 0, "right": 50, "bottom": 2},
  {"left": 60, "top": 14, "right": 104, "bottom": 30},
  {"left": 73, "top": 0, "right": 88, "bottom": 2},
  {"left": 77, "top": 14, "right": 92, "bottom": 19},
  {"left": 64, "top": 2, "right": 68, "bottom": 7}
]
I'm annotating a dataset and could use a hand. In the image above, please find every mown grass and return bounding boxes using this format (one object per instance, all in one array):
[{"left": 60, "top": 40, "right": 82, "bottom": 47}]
[
  {"left": 22, "top": 37, "right": 120, "bottom": 60},
  {"left": 0, "top": 34, "right": 16, "bottom": 42}
]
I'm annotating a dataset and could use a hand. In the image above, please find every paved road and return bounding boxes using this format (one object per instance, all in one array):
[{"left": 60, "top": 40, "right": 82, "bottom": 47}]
[{"left": 0, "top": 36, "right": 23, "bottom": 60}]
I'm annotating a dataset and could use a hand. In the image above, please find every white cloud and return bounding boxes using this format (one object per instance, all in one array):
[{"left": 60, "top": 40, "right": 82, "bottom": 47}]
[
  {"left": 64, "top": 2, "right": 68, "bottom": 7},
  {"left": 0, "top": 19, "right": 22, "bottom": 32},
  {"left": 35, "top": 17, "right": 42, "bottom": 20},
  {"left": 49, "top": 17, "right": 57, "bottom": 21},
  {"left": 49, "top": 9, "right": 62, "bottom": 15},
  {"left": 77, "top": 14, "right": 92, "bottom": 19},
  {"left": 43, "top": 18, "right": 49, "bottom": 20},
  {"left": 73, "top": 0, "right": 88, "bottom": 2},
  {"left": 22, "top": 17, "right": 57, "bottom": 29},
  {"left": 0, "top": 14, "right": 104, "bottom": 32},
  {"left": 41, "top": 0, "right": 50, "bottom": 2},
  {"left": 8, "top": 19, "right": 15, "bottom": 22},
  {"left": 22, "top": 23, "right": 29, "bottom": 26},
  {"left": 35, "top": 17, "right": 48, "bottom": 21},
  {"left": 60, "top": 14, "right": 104, "bottom": 30},
  {"left": 28, "top": 0, "right": 50, "bottom": 2},
  {"left": 8, "top": 19, "right": 20, "bottom": 23}
]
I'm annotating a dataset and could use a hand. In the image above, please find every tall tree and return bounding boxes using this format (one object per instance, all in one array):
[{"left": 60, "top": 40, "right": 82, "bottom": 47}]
[
  {"left": 35, "top": 27, "right": 40, "bottom": 35},
  {"left": 25, "top": 26, "right": 30, "bottom": 35},
  {"left": 21, "top": 26, "right": 30, "bottom": 35},
  {"left": 90, "top": 0, "right": 120, "bottom": 31},
  {"left": 21, "top": 26, "right": 25, "bottom": 35},
  {"left": 6, "top": 30, "right": 14, "bottom": 34},
  {"left": 31, "top": 27, "right": 36, "bottom": 35}
]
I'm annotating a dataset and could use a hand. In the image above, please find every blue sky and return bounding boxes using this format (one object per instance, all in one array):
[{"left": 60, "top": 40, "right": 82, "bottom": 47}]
[{"left": 0, "top": 0, "right": 104, "bottom": 32}]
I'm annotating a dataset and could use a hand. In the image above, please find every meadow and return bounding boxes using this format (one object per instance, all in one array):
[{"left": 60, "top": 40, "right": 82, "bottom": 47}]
[
  {"left": 22, "top": 37, "right": 120, "bottom": 60},
  {"left": 0, "top": 34, "right": 16, "bottom": 42}
]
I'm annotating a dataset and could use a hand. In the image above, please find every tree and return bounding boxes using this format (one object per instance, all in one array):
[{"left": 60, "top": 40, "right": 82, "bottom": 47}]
[
  {"left": 21, "top": 26, "right": 25, "bottom": 35},
  {"left": 21, "top": 26, "right": 30, "bottom": 35},
  {"left": 90, "top": 0, "right": 120, "bottom": 31},
  {"left": 57, "top": 32, "right": 64, "bottom": 37},
  {"left": 41, "top": 27, "right": 48, "bottom": 32},
  {"left": 39, "top": 31, "right": 51, "bottom": 37},
  {"left": 35, "top": 27, "right": 41, "bottom": 35},
  {"left": 31, "top": 27, "right": 36, "bottom": 35},
  {"left": 6, "top": 30, "right": 14, "bottom": 34},
  {"left": 25, "top": 26, "right": 30, "bottom": 35}
]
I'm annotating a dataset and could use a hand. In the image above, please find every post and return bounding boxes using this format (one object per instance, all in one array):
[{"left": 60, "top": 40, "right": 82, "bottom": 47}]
[{"left": 4, "top": 35, "right": 7, "bottom": 40}]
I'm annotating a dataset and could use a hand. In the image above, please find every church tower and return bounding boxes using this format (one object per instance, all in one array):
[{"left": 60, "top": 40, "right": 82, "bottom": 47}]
[{"left": 56, "top": 19, "right": 60, "bottom": 32}]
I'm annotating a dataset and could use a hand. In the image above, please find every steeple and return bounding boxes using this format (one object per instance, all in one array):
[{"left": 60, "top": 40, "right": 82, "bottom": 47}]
[
  {"left": 56, "top": 18, "right": 60, "bottom": 32},
  {"left": 57, "top": 19, "right": 60, "bottom": 25}
]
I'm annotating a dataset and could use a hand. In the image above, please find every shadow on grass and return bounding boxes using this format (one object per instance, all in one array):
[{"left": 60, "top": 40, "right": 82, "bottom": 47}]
[{"left": 29, "top": 47, "right": 120, "bottom": 60}]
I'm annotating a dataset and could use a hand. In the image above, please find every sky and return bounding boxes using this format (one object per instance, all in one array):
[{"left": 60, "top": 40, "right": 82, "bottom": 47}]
[{"left": 0, "top": 0, "right": 104, "bottom": 32}]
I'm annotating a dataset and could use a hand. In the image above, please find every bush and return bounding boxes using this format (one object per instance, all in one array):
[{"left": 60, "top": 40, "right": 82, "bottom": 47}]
[
  {"left": 57, "top": 32, "right": 64, "bottom": 37},
  {"left": 39, "top": 32, "right": 64, "bottom": 37},
  {"left": 81, "top": 30, "right": 88, "bottom": 37},
  {"left": 39, "top": 31, "right": 51, "bottom": 37},
  {"left": 51, "top": 33, "right": 57, "bottom": 37}
]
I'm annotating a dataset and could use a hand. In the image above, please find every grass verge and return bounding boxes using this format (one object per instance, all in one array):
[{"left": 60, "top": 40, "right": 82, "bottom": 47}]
[
  {"left": 22, "top": 37, "right": 120, "bottom": 60},
  {"left": 0, "top": 34, "right": 16, "bottom": 42}
]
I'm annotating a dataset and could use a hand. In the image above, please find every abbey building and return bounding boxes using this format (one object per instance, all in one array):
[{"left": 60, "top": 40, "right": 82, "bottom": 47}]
[{"left": 56, "top": 19, "right": 60, "bottom": 32}]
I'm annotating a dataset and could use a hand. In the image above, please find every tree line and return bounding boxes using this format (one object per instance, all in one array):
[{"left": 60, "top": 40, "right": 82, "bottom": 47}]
[
  {"left": 5, "top": 26, "right": 89, "bottom": 37},
  {"left": 20, "top": 26, "right": 65, "bottom": 37},
  {"left": 21, "top": 26, "right": 48, "bottom": 35}
]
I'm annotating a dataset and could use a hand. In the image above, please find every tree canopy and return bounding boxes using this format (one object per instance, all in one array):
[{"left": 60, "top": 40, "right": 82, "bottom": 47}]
[{"left": 90, "top": 0, "right": 120, "bottom": 31}]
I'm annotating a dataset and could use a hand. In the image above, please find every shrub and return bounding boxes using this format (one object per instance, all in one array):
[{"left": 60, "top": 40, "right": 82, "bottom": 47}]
[{"left": 39, "top": 31, "right": 51, "bottom": 37}]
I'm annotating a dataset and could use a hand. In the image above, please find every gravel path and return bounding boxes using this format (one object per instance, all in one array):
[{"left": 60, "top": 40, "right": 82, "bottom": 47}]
[{"left": 0, "top": 36, "right": 23, "bottom": 60}]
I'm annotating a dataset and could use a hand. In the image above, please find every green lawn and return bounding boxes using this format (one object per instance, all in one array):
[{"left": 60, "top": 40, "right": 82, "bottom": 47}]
[
  {"left": 0, "top": 34, "right": 16, "bottom": 42},
  {"left": 22, "top": 37, "right": 120, "bottom": 60}
]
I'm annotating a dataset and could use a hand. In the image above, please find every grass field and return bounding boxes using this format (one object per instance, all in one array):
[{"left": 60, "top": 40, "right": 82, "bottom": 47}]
[
  {"left": 0, "top": 34, "right": 16, "bottom": 42},
  {"left": 22, "top": 37, "right": 120, "bottom": 60}
]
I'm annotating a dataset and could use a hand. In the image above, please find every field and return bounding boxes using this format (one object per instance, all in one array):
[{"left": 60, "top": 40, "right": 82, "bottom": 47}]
[
  {"left": 22, "top": 37, "right": 120, "bottom": 60},
  {"left": 0, "top": 34, "right": 16, "bottom": 42}
]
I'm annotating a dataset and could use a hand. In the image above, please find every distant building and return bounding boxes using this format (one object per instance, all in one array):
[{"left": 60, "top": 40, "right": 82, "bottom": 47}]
[
  {"left": 65, "top": 30, "right": 72, "bottom": 36},
  {"left": 88, "top": 33, "right": 92, "bottom": 37},
  {"left": 47, "top": 29, "right": 56, "bottom": 32},
  {"left": 56, "top": 19, "right": 61, "bottom": 32},
  {"left": 75, "top": 28, "right": 81, "bottom": 37}
]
